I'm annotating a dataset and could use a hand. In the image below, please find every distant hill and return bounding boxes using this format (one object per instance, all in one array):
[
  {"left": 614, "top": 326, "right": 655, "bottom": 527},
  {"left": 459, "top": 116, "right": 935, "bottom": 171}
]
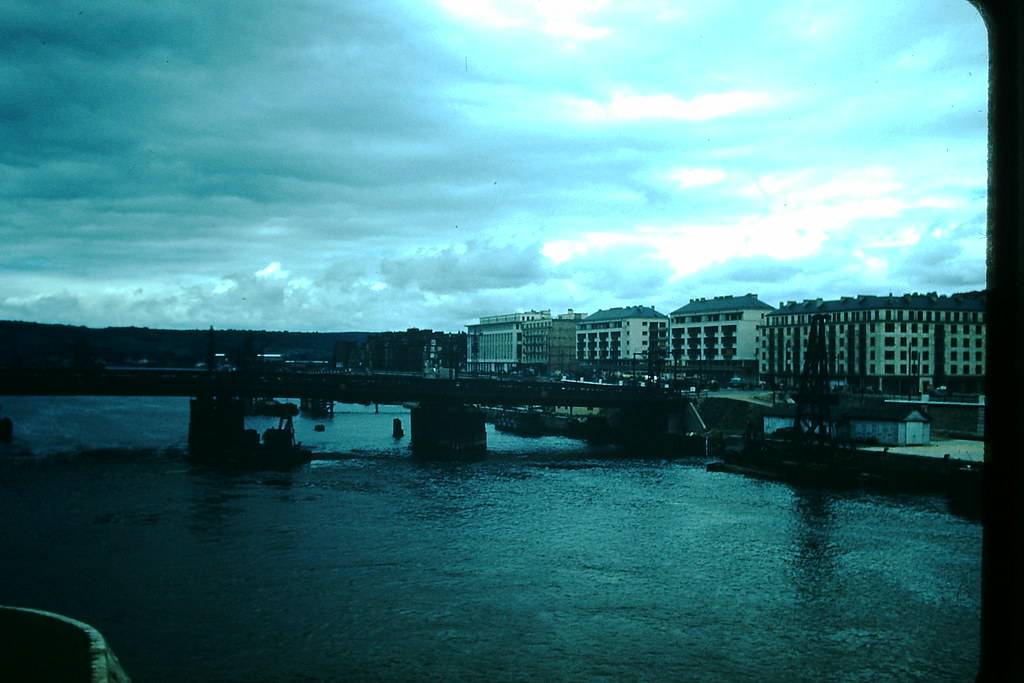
[{"left": 0, "top": 321, "right": 369, "bottom": 369}]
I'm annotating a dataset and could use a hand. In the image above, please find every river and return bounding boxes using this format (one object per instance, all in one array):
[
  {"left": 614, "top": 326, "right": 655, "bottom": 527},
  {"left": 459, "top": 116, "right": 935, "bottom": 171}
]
[{"left": 0, "top": 396, "right": 980, "bottom": 682}]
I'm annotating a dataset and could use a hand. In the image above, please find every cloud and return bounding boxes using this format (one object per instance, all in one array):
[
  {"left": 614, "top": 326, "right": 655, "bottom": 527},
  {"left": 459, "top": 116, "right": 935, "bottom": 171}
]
[
  {"left": 0, "top": 0, "right": 988, "bottom": 334},
  {"left": 550, "top": 242, "right": 675, "bottom": 300},
  {"left": 380, "top": 241, "right": 550, "bottom": 294},
  {"left": 670, "top": 168, "right": 727, "bottom": 189}
]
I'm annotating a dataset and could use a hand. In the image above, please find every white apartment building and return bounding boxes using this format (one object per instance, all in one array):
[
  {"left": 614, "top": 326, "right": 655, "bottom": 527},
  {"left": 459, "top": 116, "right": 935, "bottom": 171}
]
[
  {"left": 669, "top": 294, "right": 774, "bottom": 384},
  {"left": 759, "top": 291, "right": 986, "bottom": 394},
  {"left": 576, "top": 306, "right": 668, "bottom": 376}
]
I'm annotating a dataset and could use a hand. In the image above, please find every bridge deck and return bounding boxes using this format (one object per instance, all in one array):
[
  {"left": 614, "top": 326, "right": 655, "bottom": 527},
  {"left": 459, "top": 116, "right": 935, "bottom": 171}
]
[{"left": 0, "top": 369, "right": 687, "bottom": 409}]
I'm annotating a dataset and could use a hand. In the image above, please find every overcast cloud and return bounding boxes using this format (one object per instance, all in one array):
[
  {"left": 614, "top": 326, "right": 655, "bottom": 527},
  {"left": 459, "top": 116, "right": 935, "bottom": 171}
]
[{"left": 1, "top": 0, "right": 987, "bottom": 331}]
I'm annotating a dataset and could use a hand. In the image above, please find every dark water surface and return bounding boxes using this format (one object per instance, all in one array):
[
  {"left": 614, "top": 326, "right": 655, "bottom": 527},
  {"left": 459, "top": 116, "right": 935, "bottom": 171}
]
[{"left": 0, "top": 397, "right": 980, "bottom": 682}]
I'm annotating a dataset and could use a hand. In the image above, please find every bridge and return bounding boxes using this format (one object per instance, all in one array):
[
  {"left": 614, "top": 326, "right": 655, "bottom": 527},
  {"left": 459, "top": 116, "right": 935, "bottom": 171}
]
[
  {"left": 0, "top": 367, "right": 685, "bottom": 407},
  {"left": 0, "top": 368, "right": 698, "bottom": 459}
]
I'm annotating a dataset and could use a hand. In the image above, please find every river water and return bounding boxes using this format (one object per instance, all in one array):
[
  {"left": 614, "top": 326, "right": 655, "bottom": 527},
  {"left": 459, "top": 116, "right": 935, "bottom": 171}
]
[{"left": 0, "top": 396, "right": 980, "bottom": 682}]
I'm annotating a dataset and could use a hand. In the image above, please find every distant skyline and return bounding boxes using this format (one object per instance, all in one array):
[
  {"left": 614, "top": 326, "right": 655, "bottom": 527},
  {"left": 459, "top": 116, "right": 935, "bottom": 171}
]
[{"left": 2, "top": 1, "right": 988, "bottom": 332}]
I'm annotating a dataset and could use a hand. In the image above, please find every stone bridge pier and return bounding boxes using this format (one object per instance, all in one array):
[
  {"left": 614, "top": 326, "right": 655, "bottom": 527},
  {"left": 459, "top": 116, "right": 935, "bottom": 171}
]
[
  {"left": 409, "top": 402, "right": 486, "bottom": 459},
  {"left": 188, "top": 395, "right": 247, "bottom": 456}
]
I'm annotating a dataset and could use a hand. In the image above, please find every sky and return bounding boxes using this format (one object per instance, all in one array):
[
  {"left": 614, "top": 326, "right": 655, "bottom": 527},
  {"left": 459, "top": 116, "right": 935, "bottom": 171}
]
[{"left": 1, "top": 0, "right": 988, "bottom": 333}]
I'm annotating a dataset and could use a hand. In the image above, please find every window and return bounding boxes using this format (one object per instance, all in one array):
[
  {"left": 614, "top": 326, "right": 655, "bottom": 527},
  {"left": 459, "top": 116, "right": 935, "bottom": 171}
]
[
  {"left": 884, "top": 337, "right": 895, "bottom": 346},
  {"left": 884, "top": 364, "right": 895, "bottom": 374},
  {"left": 884, "top": 350, "right": 895, "bottom": 360},
  {"left": 884, "top": 322, "right": 895, "bottom": 332}
]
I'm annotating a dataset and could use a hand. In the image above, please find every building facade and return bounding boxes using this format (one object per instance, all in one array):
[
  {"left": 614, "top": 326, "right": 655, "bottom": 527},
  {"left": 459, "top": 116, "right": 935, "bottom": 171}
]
[
  {"left": 669, "top": 294, "right": 774, "bottom": 384},
  {"left": 762, "top": 404, "right": 931, "bottom": 446},
  {"left": 575, "top": 306, "right": 668, "bottom": 377},
  {"left": 519, "top": 309, "right": 586, "bottom": 375},
  {"left": 758, "top": 291, "right": 986, "bottom": 394},
  {"left": 467, "top": 310, "right": 582, "bottom": 374},
  {"left": 366, "top": 329, "right": 466, "bottom": 376}
]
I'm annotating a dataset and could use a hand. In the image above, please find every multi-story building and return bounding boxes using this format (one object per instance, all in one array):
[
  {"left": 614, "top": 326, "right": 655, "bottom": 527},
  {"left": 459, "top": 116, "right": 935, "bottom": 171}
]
[
  {"left": 467, "top": 310, "right": 581, "bottom": 374},
  {"left": 366, "top": 329, "right": 466, "bottom": 376},
  {"left": 520, "top": 309, "right": 586, "bottom": 375},
  {"left": 669, "top": 294, "right": 774, "bottom": 384},
  {"left": 758, "top": 291, "right": 986, "bottom": 394},
  {"left": 575, "top": 306, "right": 668, "bottom": 377}
]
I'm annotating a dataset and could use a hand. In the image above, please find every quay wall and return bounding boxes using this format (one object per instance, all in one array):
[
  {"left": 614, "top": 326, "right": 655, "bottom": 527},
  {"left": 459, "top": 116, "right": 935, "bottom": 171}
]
[{"left": 695, "top": 397, "right": 775, "bottom": 436}]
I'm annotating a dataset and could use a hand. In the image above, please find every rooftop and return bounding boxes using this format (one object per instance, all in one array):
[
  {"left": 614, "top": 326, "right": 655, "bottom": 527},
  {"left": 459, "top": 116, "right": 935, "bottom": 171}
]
[
  {"left": 583, "top": 306, "right": 667, "bottom": 323},
  {"left": 671, "top": 293, "right": 774, "bottom": 315},
  {"left": 768, "top": 291, "right": 985, "bottom": 315}
]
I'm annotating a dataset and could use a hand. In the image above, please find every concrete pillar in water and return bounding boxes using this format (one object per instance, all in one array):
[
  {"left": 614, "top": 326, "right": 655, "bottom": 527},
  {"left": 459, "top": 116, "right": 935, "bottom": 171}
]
[
  {"left": 410, "top": 403, "right": 486, "bottom": 459},
  {"left": 606, "top": 404, "right": 671, "bottom": 452},
  {"left": 188, "top": 396, "right": 246, "bottom": 458},
  {"left": 392, "top": 418, "right": 405, "bottom": 438}
]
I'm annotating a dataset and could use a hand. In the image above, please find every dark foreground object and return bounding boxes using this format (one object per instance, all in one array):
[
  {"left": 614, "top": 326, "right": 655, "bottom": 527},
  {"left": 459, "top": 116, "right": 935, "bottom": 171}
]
[
  {"left": 0, "top": 606, "right": 131, "bottom": 682},
  {"left": 187, "top": 396, "right": 311, "bottom": 469}
]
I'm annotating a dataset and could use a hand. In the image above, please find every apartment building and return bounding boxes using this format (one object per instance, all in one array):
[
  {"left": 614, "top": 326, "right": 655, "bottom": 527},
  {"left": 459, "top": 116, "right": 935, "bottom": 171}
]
[
  {"left": 758, "top": 291, "right": 986, "bottom": 394},
  {"left": 576, "top": 306, "right": 668, "bottom": 376},
  {"left": 669, "top": 294, "right": 774, "bottom": 384},
  {"left": 467, "top": 309, "right": 584, "bottom": 374}
]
